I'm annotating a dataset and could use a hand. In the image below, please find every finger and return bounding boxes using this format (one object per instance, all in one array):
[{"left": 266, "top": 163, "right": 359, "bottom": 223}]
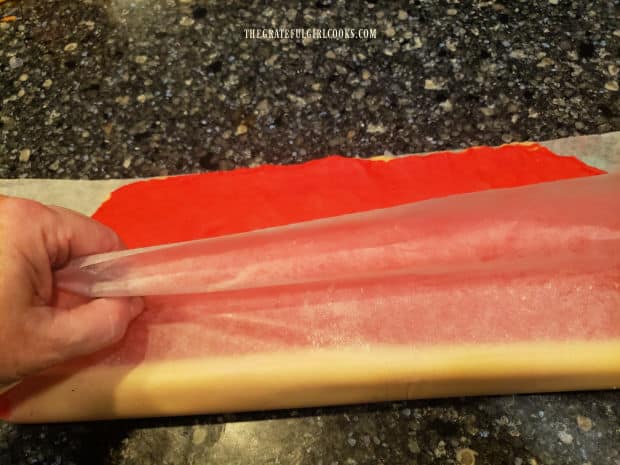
[
  {"left": 45, "top": 205, "right": 125, "bottom": 268},
  {"left": 50, "top": 288, "right": 91, "bottom": 309},
  {"left": 49, "top": 296, "right": 144, "bottom": 357},
  {"left": 17, "top": 297, "right": 144, "bottom": 377}
]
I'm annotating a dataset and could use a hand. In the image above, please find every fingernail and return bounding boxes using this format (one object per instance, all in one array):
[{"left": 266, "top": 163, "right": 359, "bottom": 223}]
[{"left": 129, "top": 297, "right": 144, "bottom": 318}]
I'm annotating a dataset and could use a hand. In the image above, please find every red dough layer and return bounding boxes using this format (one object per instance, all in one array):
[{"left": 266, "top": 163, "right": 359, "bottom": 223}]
[{"left": 93, "top": 145, "right": 603, "bottom": 247}]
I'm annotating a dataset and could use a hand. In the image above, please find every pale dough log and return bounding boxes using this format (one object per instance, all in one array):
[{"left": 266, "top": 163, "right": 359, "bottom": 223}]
[{"left": 5, "top": 341, "right": 620, "bottom": 422}]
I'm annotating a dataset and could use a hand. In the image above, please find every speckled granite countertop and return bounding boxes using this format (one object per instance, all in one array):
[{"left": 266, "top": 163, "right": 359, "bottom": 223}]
[
  {"left": 1, "top": 0, "right": 619, "bottom": 178},
  {"left": 2, "top": 393, "right": 620, "bottom": 465},
  {"left": 1, "top": 0, "right": 619, "bottom": 464}
]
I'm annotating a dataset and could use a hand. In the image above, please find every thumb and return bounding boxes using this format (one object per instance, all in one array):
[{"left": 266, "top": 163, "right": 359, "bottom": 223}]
[{"left": 20, "top": 297, "right": 143, "bottom": 376}]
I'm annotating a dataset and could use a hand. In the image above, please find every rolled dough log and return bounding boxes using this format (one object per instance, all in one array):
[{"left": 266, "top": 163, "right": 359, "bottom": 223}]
[
  {"left": 1, "top": 173, "right": 619, "bottom": 422},
  {"left": 0, "top": 141, "right": 620, "bottom": 422}
]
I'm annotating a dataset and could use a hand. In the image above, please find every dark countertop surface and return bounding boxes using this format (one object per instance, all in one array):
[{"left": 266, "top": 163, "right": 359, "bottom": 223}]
[
  {"left": 1, "top": 0, "right": 619, "bottom": 178},
  {"left": 2, "top": 392, "right": 620, "bottom": 465},
  {"left": 1, "top": 1, "right": 619, "bottom": 464}
]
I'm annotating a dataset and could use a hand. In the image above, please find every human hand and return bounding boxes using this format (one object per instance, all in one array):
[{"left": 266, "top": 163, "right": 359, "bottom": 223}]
[{"left": 0, "top": 196, "right": 143, "bottom": 385}]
